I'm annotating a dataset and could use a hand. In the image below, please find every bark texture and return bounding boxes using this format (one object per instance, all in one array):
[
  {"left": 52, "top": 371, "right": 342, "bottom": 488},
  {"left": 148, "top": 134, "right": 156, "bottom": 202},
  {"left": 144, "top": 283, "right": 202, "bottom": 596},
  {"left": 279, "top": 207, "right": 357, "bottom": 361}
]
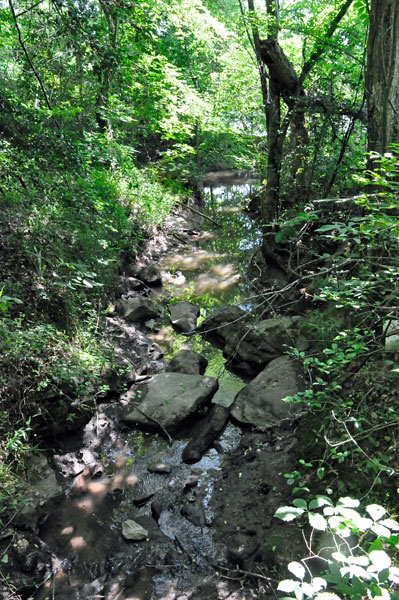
[{"left": 366, "top": 0, "right": 399, "bottom": 154}]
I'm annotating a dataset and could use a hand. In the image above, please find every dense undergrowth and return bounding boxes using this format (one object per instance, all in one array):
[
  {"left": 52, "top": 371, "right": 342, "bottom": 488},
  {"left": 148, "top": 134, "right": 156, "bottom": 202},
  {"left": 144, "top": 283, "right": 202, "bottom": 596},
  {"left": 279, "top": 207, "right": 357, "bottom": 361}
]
[
  {"left": 0, "top": 95, "right": 183, "bottom": 520},
  {"left": 272, "top": 152, "right": 399, "bottom": 599}
]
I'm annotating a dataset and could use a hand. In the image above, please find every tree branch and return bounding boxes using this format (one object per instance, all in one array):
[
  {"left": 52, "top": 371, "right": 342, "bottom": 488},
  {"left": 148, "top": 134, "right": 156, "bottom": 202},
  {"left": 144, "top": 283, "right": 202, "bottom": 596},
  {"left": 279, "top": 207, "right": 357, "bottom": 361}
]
[
  {"left": 298, "top": 0, "right": 355, "bottom": 86},
  {"left": 16, "top": 0, "right": 45, "bottom": 17},
  {"left": 8, "top": 0, "right": 52, "bottom": 110}
]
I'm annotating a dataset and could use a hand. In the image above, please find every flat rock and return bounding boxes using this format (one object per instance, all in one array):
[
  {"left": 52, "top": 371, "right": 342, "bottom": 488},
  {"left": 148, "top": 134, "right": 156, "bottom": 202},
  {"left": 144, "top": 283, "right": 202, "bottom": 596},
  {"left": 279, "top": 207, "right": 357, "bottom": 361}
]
[
  {"left": 166, "top": 349, "right": 208, "bottom": 375},
  {"left": 169, "top": 301, "right": 200, "bottom": 333},
  {"left": 116, "top": 297, "right": 160, "bottom": 323},
  {"left": 123, "top": 373, "right": 218, "bottom": 435},
  {"left": 122, "top": 520, "right": 149, "bottom": 541},
  {"left": 231, "top": 356, "right": 305, "bottom": 430}
]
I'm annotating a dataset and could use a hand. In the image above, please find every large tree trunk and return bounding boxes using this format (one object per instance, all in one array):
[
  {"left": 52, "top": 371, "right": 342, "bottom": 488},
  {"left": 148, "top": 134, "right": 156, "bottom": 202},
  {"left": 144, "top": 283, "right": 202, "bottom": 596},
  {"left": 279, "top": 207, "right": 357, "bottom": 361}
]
[{"left": 366, "top": 0, "right": 399, "bottom": 156}]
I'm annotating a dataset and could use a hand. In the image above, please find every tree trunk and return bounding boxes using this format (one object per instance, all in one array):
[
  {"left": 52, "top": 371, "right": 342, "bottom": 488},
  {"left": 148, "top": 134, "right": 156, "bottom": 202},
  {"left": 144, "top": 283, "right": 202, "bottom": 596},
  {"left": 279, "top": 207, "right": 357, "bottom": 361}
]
[
  {"left": 262, "top": 0, "right": 281, "bottom": 222},
  {"left": 366, "top": 0, "right": 399, "bottom": 156}
]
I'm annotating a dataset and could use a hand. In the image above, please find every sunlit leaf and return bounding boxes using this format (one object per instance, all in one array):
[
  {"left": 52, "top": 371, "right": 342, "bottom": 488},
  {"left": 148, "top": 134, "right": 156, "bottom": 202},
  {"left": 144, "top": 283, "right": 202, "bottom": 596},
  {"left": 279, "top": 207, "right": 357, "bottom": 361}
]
[
  {"left": 277, "top": 579, "right": 299, "bottom": 593},
  {"left": 274, "top": 506, "right": 305, "bottom": 521},
  {"left": 366, "top": 504, "right": 387, "bottom": 521},
  {"left": 288, "top": 561, "right": 306, "bottom": 580},
  {"left": 371, "top": 523, "right": 391, "bottom": 538},
  {"left": 337, "top": 497, "right": 360, "bottom": 508},
  {"left": 368, "top": 550, "right": 391, "bottom": 571},
  {"left": 309, "top": 496, "right": 333, "bottom": 510},
  {"left": 314, "top": 592, "right": 341, "bottom": 600},
  {"left": 309, "top": 512, "right": 328, "bottom": 531},
  {"left": 379, "top": 518, "right": 399, "bottom": 531}
]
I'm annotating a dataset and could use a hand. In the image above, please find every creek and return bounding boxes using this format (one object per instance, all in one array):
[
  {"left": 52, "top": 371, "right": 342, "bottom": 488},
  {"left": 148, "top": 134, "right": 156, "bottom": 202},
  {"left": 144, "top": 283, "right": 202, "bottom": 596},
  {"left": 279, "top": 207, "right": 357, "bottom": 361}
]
[{"left": 33, "top": 172, "right": 300, "bottom": 600}]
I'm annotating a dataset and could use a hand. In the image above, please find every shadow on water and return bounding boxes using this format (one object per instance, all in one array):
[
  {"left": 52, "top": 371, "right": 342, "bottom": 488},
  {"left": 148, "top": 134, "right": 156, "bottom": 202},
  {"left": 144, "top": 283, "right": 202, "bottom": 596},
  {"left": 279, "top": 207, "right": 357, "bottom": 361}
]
[{"left": 37, "top": 173, "right": 259, "bottom": 599}]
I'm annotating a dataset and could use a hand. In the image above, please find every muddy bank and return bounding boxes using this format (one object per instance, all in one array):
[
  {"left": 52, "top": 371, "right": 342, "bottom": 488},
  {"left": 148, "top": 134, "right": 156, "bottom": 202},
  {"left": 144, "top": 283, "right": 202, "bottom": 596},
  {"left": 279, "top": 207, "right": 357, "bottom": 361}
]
[{"left": 0, "top": 177, "right": 308, "bottom": 600}]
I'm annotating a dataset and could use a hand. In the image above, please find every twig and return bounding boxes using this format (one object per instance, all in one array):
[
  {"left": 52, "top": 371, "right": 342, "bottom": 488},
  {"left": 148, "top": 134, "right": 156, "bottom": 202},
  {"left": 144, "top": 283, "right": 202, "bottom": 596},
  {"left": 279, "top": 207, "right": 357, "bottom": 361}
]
[
  {"left": 213, "top": 563, "right": 275, "bottom": 582},
  {"left": 131, "top": 403, "right": 173, "bottom": 445},
  {"left": 16, "top": 0, "right": 45, "bottom": 17},
  {"left": 312, "top": 192, "right": 385, "bottom": 204},
  {"left": 9, "top": 0, "right": 52, "bottom": 111}
]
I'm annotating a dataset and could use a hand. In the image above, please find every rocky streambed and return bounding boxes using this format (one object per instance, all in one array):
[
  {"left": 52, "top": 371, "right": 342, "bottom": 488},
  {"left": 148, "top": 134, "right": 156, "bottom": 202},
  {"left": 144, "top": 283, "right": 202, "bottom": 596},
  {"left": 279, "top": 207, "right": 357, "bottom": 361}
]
[{"left": 0, "top": 175, "right": 310, "bottom": 600}]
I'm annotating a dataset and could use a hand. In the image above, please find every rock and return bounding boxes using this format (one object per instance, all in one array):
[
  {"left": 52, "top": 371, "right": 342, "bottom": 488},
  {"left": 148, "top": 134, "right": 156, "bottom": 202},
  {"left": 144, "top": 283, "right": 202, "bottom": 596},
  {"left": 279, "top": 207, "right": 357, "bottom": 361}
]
[
  {"left": 181, "top": 501, "right": 207, "bottom": 527},
  {"left": 231, "top": 356, "right": 305, "bottom": 430},
  {"left": 122, "top": 372, "right": 218, "bottom": 435},
  {"left": 122, "top": 520, "right": 149, "bottom": 541},
  {"left": 151, "top": 498, "right": 167, "bottom": 522},
  {"left": 166, "top": 349, "right": 208, "bottom": 375},
  {"left": 0, "top": 531, "right": 52, "bottom": 594},
  {"left": 199, "top": 306, "right": 308, "bottom": 376},
  {"left": 116, "top": 297, "right": 160, "bottom": 323},
  {"left": 148, "top": 462, "right": 172, "bottom": 474},
  {"left": 227, "top": 533, "right": 260, "bottom": 566},
  {"left": 182, "top": 404, "right": 231, "bottom": 463},
  {"left": 169, "top": 301, "right": 200, "bottom": 333},
  {"left": 16, "top": 455, "right": 63, "bottom": 528},
  {"left": 138, "top": 264, "right": 163, "bottom": 287},
  {"left": 119, "top": 276, "right": 144, "bottom": 295},
  {"left": 198, "top": 305, "right": 248, "bottom": 349}
]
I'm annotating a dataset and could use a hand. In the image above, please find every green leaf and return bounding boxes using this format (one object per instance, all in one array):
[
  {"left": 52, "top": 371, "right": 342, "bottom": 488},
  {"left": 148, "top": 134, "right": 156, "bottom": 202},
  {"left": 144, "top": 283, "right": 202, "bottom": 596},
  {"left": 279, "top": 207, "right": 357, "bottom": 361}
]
[
  {"left": 274, "top": 506, "right": 305, "bottom": 521},
  {"left": 1, "top": 554, "right": 8, "bottom": 563},
  {"left": 308, "top": 512, "right": 328, "bottom": 531},
  {"left": 293, "top": 498, "right": 308, "bottom": 510},
  {"left": 309, "top": 496, "right": 333, "bottom": 510},
  {"left": 288, "top": 561, "right": 306, "bottom": 580},
  {"left": 315, "top": 224, "right": 338, "bottom": 232}
]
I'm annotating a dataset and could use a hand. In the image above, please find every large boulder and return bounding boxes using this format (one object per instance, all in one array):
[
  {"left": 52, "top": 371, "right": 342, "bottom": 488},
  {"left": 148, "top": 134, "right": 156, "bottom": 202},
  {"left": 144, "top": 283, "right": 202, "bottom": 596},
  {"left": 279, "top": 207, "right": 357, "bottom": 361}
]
[
  {"left": 122, "top": 373, "right": 218, "bottom": 435},
  {"left": 199, "top": 306, "right": 308, "bottom": 376},
  {"left": 231, "top": 356, "right": 305, "bottom": 430},
  {"left": 169, "top": 301, "right": 200, "bottom": 334},
  {"left": 166, "top": 349, "right": 208, "bottom": 375},
  {"left": 116, "top": 297, "right": 160, "bottom": 323}
]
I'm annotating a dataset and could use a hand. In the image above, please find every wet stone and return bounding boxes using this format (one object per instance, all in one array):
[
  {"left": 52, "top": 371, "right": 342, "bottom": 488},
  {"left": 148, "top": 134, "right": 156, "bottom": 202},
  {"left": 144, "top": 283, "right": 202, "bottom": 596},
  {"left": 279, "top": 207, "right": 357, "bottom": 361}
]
[
  {"left": 122, "top": 520, "right": 149, "bottom": 541},
  {"left": 148, "top": 462, "right": 172, "bottom": 474}
]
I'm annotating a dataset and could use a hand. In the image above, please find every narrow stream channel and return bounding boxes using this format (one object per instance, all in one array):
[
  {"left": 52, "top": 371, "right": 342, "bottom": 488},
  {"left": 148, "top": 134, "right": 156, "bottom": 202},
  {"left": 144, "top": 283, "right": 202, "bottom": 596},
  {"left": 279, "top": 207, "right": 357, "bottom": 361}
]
[{"left": 37, "top": 173, "right": 262, "bottom": 600}]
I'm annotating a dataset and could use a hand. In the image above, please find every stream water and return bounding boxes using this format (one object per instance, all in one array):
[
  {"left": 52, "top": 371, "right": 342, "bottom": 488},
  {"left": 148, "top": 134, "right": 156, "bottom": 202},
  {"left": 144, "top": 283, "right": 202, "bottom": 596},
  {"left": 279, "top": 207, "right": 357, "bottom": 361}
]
[{"left": 37, "top": 173, "right": 263, "bottom": 600}]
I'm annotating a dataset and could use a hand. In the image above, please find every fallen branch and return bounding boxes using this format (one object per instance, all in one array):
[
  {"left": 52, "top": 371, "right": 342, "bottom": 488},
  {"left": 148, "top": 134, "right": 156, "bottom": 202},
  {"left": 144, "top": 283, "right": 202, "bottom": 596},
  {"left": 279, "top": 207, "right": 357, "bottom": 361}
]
[
  {"left": 211, "top": 562, "right": 275, "bottom": 583},
  {"left": 312, "top": 192, "right": 383, "bottom": 204},
  {"left": 180, "top": 203, "right": 222, "bottom": 228},
  {"left": 131, "top": 403, "right": 173, "bottom": 445}
]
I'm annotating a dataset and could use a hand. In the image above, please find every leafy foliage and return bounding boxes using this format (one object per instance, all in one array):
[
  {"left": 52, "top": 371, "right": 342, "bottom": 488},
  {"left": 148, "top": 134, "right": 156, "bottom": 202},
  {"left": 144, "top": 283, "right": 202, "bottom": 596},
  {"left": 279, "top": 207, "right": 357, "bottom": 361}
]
[{"left": 275, "top": 496, "right": 399, "bottom": 600}]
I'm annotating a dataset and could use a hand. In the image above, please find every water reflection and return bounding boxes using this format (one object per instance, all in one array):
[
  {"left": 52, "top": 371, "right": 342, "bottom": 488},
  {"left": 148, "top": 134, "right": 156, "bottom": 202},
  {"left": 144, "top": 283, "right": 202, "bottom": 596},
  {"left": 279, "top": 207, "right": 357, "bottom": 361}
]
[{"left": 162, "top": 180, "right": 261, "bottom": 310}]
